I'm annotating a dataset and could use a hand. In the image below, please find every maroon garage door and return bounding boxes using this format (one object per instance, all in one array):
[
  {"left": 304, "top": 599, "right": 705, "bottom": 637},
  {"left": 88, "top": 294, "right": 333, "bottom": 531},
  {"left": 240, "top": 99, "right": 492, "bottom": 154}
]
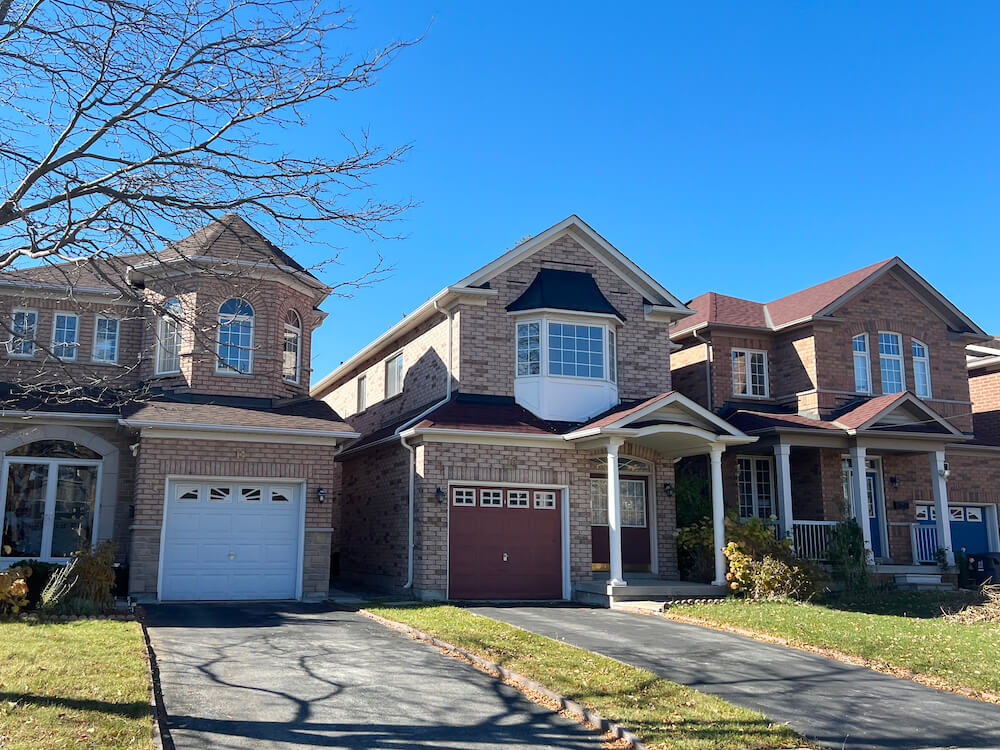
[{"left": 449, "top": 486, "right": 562, "bottom": 600}]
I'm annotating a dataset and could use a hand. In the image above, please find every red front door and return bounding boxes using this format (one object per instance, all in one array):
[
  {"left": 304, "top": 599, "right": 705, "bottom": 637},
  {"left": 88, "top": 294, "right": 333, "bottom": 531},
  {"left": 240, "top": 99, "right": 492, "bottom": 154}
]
[
  {"left": 449, "top": 486, "right": 562, "bottom": 600},
  {"left": 591, "top": 474, "right": 652, "bottom": 572}
]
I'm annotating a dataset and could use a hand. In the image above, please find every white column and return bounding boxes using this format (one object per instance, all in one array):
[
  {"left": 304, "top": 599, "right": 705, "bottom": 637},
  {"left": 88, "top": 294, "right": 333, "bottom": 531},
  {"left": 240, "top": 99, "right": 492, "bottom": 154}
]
[
  {"left": 848, "top": 444, "right": 874, "bottom": 564},
  {"left": 710, "top": 445, "right": 727, "bottom": 586},
  {"left": 930, "top": 450, "right": 955, "bottom": 566},
  {"left": 606, "top": 439, "right": 626, "bottom": 586},
  {"left": 774, "top": 444, "right": 794, "bottom": 541}
]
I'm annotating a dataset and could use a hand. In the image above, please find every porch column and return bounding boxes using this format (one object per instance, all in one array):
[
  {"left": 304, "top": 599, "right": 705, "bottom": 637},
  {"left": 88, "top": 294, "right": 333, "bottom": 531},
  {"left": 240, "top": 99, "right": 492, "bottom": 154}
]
[
  {"left": 709, "top": 445, "right": 727, "bottom": 586},
  {"left": 848, "top": 444, "right": 874, "bottom": 564},
  {"left": 606, "top": 438, "right": 626, "bottom": 586},
  {"left": 774, "top": 444, "right": 794, "bottom": 541},
  {"left": 930, "top": 450, "right": 955, "bottom": 566}
]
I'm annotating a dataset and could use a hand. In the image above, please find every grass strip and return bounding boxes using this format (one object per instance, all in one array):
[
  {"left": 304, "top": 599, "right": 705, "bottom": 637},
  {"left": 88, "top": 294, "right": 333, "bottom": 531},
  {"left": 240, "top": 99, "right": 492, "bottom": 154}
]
[
  {"left": 0, "top": 619, "right": 154, "bottom": 750},
  {"left": 367, "top": 604, "right": 807, "bottom": 750},
  {"left": 669, "top": 598, "right": 1000, "bottom": 698}
]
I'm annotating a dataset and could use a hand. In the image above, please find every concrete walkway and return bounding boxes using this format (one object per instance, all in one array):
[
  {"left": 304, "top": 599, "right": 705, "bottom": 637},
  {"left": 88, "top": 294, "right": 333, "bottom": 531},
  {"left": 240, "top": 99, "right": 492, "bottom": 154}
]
[
  {"left": 468, "top": 604, "right": 1000, "bottom": 750},
  {"left": 144, "top": 603, "right": 601, "bottom": 749}
]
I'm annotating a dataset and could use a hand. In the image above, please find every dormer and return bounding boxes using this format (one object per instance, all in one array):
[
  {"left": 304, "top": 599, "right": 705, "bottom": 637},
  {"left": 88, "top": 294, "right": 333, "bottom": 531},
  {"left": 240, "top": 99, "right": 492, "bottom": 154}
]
[{"left": 507, "top": 268, "right": 624, "bottom": 421}]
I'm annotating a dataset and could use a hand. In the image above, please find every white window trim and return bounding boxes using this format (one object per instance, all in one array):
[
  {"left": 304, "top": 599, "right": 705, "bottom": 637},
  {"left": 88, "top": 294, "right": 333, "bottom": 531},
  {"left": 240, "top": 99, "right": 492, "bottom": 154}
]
[
  {"left": 736, "top": 455, "right": 777, "bottom": 520},
  {"left": 51, "top": 311, "right": 80, "bottom": 361},
  {"left": 479, "top": 488, "right": 504, "bottom": 507},
  {"left": 608, "top": 328, "right": 617, "bottom": 385},
  {"left": 513, "top": 314, "right": 616, "bottom": 385},
  {"left": 452, "top": 487, "right": 476, "bottom": 506},
  {"left": 384, "top": 351, "right": 404, "bottom": 399},
  {"left": 7, "top": 307, "right": 38, "bottom": 358},
  {"left": 731, "top": 348, "right": 770, "bottom": 398},
  {"left": 216, "top": 299, "right": 255, "bottom": 375},
  {"left": 911, "top": 338, "right": 932, "bottom": 399},
  {"left": 852, "top": 333, "right": 872, "bottom": 395},
  {"left": 282, "top": 311, "right": 302, "bottom": 384},
  {"left": 515, "top": 320, "right": 542, "bottom": 378},
  {"left": 533, "top": 490, "right": 557, "bottom": 509},
  {"left": 155, "top": 301, "right": 183, "bottom": 376},
  {"left": 506, "top": 489, "right": 530, "bottom": 508},
  {"left": 877, "top": 331, "right": 905, "bottom": 394},
  {"left": 91, "top": 314, "right": 120, "bottom": 364},
  {"left": 356, "top": 374, "right": 367, "bottom": 413}
]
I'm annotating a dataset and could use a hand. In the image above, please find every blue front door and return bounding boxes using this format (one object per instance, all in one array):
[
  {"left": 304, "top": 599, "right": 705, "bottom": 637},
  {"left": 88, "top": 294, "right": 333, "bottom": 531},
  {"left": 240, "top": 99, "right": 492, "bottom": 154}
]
[
  {"left": 866, "top": 472, "right": 883, "bottom": 559},
  {"left": 951, "top": 506, "right": 990, "bottom": 554}
]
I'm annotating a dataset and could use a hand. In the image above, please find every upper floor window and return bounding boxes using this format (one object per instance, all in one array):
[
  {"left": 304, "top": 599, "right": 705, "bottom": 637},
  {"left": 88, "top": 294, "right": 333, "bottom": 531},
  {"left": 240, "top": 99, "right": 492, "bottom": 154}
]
[
  {"left": 732, "top": 348, "right": 768, "bottom": 398},
  {"left": 912, "top": 339, "right": 931, "bottom": 398},
  {"left": 549, "top": 322, "right": 603, "bottom": 379},
  {"left": 385, "top": 352, "right": 403, "bottom": 398},
  {"left": 852, "top": 334, "right": 872, "bottom": 394},
  {"left": 608, "top": 329, "right": 617, "bottom": 384},
  {"left": 516, "top": 322, "right": 540, "bottom": 376},
  {"left": 356, "top": 374, "right": 367, "bottom": 412},
  {"left": 217, "top": 298, "right": 254, "bottom": 374},
  {"left": 156, "top": 298, "right": 183, "bottom": 375},
  {"left": 92, "top": 316, "right": 119, "bottom": 364},
  {"left": 878, "top": 332, "right": 904, "bottom": 394},
  {"left": 52, "top": 312, "right": 79, "bottom": 360},
  {"left": 7, "top": 309, "right": 37, "bottom": 356},
  {"left": 282, "top": 309, "right": 301, "bottom": 384}
]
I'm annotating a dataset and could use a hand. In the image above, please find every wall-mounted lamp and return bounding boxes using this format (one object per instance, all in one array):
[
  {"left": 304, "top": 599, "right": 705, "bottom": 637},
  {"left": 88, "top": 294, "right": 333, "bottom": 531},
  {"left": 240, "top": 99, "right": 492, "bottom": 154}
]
[
  {"left": 938, "top": 468, "right": 951, "bottom": 480},
  {"left": 889, "top": 476, "right": 901, "bottom": 489},
  {"left": 435, "top": 487, "right": 446, "bottom": 503},
  {"left": 662, "top": 482, "right": 675, "bottom": 497},
  {"left": 316, "top": 487, "right": 326, "bottom": 503}
]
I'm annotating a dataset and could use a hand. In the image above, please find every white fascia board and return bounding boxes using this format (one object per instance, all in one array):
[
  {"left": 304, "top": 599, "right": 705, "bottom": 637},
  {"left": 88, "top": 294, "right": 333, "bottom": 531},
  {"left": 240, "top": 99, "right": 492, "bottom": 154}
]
[
  {"left": 968, "top": 355, "right": 1000, "bottom": 371},
  {"left": 398, "top": 426, "right": 574, "bottom": 448},
  {"left": 967, "top": 344, "right": 1000, "bottom": 357},
  {"left": 137, "top": 255, "right": 329, "bottom": 299},
  {"left": 0, "top": 410, "right": 119, "bottom": 422},
  {"left": 0, "top": 280, "right": 134, "bottom": 304},
  {"left": 119, "top": 418, "right": 359, "bottom": 441},
  {"left": 644, "top": 303, "right": 693, "bottom": 324},
  {"left": 507, "top": 307, "right": 624, "bottom": 324},
  {"left": 590, "top": 391, "right": 749, "bottom": 438},
  {"left": 834, "top": 393, "right": 963, "bottom": 436}
]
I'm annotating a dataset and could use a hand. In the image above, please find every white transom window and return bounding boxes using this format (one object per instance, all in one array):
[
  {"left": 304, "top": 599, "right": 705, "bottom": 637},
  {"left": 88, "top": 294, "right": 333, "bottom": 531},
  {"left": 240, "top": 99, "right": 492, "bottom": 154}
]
[
  {"left": 737, "top": 456, "right": 776, "bottom": 520},
  {"left": 732, "top": 348, "right": 768, "bottom": 398}
]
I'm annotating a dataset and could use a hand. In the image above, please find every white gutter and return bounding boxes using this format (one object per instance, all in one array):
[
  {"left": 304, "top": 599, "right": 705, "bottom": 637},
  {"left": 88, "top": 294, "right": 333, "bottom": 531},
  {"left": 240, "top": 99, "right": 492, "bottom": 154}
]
[
  {"left": 0, "top": 410, "right": 119, "bottom": 421},
  {"left": 118, "top": 418, "right": 360, "bottom": 440},
  {"left": 397, "top": 302, "right": 456, "bottom": 590}
]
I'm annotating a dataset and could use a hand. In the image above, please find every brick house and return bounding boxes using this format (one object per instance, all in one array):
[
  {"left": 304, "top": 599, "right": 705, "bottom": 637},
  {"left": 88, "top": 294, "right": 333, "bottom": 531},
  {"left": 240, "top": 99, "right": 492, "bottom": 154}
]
[
  {"left": 312, "top": 216, "right": 752, "bottom": 603},
  {"left": 0, "top": 214, "right": 357, "bottom": 601},
  {"left": 670, "top": 257, "right": 1000, "bottom": 579}
]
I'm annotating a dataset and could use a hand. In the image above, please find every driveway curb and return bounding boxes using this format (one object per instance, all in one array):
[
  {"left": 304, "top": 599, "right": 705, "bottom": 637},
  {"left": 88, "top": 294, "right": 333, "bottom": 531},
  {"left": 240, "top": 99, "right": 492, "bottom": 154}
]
[
  {"left": 361, "top": 608, "right": 647, "bottom": 750},
  {"left": 136, "top": 606, "right": 174, "bottom": 750}
]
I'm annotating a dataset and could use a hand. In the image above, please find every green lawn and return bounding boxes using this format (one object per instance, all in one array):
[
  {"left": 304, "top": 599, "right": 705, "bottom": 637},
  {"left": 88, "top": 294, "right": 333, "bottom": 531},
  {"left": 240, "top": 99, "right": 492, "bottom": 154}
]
[
  {"left": 367, "top": 604, "right": 806, "bottom": 750},
  {"left": 669, "top": 593, "right": 1000, "bottom": 697},
  {"left": 0, "top": 619, "right": 154, "bottom": 750}
]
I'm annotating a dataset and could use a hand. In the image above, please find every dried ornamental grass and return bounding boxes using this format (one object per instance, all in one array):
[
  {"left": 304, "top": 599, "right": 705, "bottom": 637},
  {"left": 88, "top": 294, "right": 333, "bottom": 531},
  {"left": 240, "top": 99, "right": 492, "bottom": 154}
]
[{"left": 946, "top": 585, "right": 1000, "bottom": 624}]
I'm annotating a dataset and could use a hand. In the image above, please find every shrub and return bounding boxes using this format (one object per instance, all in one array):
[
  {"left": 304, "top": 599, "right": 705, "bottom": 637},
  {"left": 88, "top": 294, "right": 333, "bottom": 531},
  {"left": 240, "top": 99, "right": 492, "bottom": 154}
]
[
  {"left": 724, "top": 516, "right": 823, "bottom": 601},
  {"left": 676, "top": 517, "right": 714, "bottom": 582},
  {"left": 6, "top": 560, "right": 63, "bottom": 608},
  {"left": 41, "top": 542, "right": 115, "bottom": 615},
  {"left": 0, "top": 565, "right": 31, "bottom": 615},
  {"left": 827, "top": 519, "right": 870, "bottom": 592}
]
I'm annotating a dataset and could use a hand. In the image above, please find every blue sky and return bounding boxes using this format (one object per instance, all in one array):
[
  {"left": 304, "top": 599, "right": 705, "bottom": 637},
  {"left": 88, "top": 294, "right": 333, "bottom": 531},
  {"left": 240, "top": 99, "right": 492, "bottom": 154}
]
[{"left": 280, "top": 2, "right": 1000, "bottom": 380}]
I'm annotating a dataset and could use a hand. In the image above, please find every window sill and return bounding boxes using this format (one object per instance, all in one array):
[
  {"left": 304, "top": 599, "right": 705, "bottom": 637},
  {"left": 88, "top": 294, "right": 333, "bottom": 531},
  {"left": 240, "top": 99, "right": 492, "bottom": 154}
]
[
  {"left": 731, "top": 393, "right": 771, "bottom": 400},
  {"left": 214, "top": 369, "right": 254, "bottom": 378},
  {"left": 383, "top": 391, "right": 404, "bottom": 403},
  {"left": 89, "top": 359, "right": 120, "bottom": 367}
]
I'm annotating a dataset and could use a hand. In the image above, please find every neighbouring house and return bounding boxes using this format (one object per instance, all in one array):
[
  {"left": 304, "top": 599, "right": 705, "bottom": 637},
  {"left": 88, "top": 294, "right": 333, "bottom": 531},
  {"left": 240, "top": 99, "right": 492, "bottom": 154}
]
[
  {"left": 670, "top": 257, "right": 1000, "bottom": 581},
  {"left": 312, "top": 216, "right": 754, "bottom": 604},
  {"left": 0, "top": 215, "right": 358, "bottom": 602}
]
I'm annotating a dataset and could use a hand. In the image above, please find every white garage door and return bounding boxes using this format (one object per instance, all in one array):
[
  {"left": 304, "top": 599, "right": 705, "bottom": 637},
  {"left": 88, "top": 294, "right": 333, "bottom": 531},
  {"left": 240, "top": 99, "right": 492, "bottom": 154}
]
[{"left": 160, "top": 480, "right": 302, "bottom": 601}]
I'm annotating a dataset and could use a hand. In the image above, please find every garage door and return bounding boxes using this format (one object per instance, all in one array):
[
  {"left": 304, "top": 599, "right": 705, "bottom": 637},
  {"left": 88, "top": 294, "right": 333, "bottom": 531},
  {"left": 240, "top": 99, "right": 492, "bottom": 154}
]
[
  {"left": 449, "top": 485, "right": 562, "bottom": 600},
  {"left": 160, "top": 480, "right": 302, "bottom": 601}
]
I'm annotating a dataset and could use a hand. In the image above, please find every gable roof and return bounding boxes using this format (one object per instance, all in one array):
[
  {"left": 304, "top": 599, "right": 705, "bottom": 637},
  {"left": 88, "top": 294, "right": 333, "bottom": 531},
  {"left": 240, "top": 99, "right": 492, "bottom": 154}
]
[
  {"left": 831, "top": 391, "right": 963, "bottom": 435},
  {"left": 673, "top": 256, "right": 987, "bottom": 339},
  {"left": 506, "top": 268, "right": 625, "bottom": 320}
]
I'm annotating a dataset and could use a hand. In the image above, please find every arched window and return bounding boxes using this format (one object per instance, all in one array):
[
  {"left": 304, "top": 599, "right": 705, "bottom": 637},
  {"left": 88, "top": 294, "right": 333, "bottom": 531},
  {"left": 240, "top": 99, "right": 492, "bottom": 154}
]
[
  {"left": 282, "top": 309, "right": 302, "bottom": 384},
  {"left": 217, "top": 298, "right": 254, "bottom": 374},
  {"left": 155, "top": 298, "right": 183, "bottom": 375}
]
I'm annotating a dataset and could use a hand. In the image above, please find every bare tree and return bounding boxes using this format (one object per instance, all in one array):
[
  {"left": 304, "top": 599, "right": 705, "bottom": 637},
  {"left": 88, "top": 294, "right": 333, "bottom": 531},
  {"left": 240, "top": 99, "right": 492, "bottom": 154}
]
[{"left": 0, "top": 0, "right": 415, "bottom": 405}]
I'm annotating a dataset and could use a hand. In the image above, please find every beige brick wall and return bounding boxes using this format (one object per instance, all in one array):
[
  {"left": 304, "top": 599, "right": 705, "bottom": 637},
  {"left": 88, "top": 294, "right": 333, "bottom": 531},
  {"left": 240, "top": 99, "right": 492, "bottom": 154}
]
[{"left": 128, "top": 436, "right": 339, "bottom": 597}]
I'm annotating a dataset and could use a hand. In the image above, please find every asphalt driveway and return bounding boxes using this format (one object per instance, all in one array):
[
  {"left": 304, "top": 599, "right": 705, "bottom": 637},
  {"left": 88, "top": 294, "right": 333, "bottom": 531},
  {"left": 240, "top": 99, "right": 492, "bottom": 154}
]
[
  {"left": 468, "top": 604, "right": 1000, "bottom": 750},
  {"left": 143, "top": 603, "right": 601, "bottom": 749}
]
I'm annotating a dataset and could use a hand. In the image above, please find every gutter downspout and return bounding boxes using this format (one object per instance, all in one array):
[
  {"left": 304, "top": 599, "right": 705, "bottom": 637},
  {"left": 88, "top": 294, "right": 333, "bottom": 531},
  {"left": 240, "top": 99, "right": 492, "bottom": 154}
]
[
  {"left": 398, "top": 302, "right": 455, "bottom": 590},
  {"left": 693, "top": 330, "right": 713, "bottom": 412}
]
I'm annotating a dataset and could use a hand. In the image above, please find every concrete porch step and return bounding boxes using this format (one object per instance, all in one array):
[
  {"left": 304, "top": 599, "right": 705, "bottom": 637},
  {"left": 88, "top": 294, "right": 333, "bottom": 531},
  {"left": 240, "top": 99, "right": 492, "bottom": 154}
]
[
  {"left": 893, "top": 572, "right": 957, "bottom": 591},
  {"left": 574, "top": 579, "right": 727, "bottom": 608}
]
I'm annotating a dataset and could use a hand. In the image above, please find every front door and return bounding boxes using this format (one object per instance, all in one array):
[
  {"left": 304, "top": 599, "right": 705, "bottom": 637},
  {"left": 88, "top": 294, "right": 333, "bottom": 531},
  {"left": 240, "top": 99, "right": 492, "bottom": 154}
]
[
  {"left": 866, "top": 471, "right": 883, "bottom": 559},
  {"left": 591, "top": 475, "right": 651, "bottom": 573}
]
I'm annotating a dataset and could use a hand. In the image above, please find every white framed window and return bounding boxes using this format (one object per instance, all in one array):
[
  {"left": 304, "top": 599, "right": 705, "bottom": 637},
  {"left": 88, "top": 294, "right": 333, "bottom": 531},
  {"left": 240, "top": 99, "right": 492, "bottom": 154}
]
[
  {"left": 732, "top": 348, "right": 769, "bottom": 397},
  {"left": 269, "top": 487, "right": 293, "bottom": 503},
  {"left": 8, "top": 308, "right": 37, "bottom": 356},
  {"left": 852, "top": 334, "right": 872, "bottom": 394},
  {"left": 533, "top": 490, "right": 557, "bottom": 509},
  {"left": 209, "top": 485, "right": 232, "bottom": 503},
  {"left": 239, "top": 487, "right": 263, "bottom": 503},
  {"left": 52, "top": 312, "right": 79, "bottom": 360},
  {"left": 915, "top": 503, "right": 937, "bottom": 521},
  {"left": 356, "top": 374, "right": 367, "bottom": 413},
  {"left": 737, "top": 456, "right": 776, "bottom": 519},
  {"left": 966, "top": 506, "right": 984, "bottom": 523},
  {"left": 911, "top": 339, "right": 931, "bottom": 398},
  {"left": 507, "top": 489, "right": 530, "bottom": 508},
  {"left": 217, "top": 298, "right": 254, "bottom": 374},
  {"left": 516, "top": 321, "right": 540, "bottom": 376},
  {"left": 452, "top": 487, "right": 476, "bottom": 506},
  {"left": 480, "top": 489, "right": 503, "bottom": 507},
  {"left": 385, "top": 352, "right": 403, "bottom": 398},
  {"left": 155, "top": 298, "right": 183, "bottom": 375},
  {"left": 608, "top": 328, "right": 617, "bottom": 384},
  {"left": 878, "top": 332, "right": 904, "bottom": 394},
  {"left": 548, "top": 322, "right": 604, "bottom": 379},
  {"left": 92, "top": 316, "right": 119, "bottom": 364},
  {"left": 950, "top": 506, "right": 965, "bottom": 522},
  {"left": 588, "top": 479, "right": 644, "bottom": 525},
  {"left": 282, "top": 309, "right": 302, "bottom": 384},
  {"left": 175, "top": 483, "right": 201, "bottom": 502}
]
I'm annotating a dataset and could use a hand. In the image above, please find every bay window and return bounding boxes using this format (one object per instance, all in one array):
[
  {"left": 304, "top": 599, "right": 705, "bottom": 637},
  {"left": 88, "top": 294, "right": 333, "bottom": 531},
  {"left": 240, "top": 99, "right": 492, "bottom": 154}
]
[
  {"left": 548, "top": 322, "right": 604, "bottom": 378},
  {"left": 516, "top": 321, "right": 540, "bottom": 376},
  {"left": 878, "top": 332, "right": 904, "bottom": 394}
]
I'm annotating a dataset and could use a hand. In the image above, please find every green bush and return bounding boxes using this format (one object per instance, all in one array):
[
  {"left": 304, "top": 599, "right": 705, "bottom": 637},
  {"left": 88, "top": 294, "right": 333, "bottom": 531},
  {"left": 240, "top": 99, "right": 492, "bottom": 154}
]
[
  {"left": 827, "top": 519, "right": 870, "bottom": 592},
  {"left": 675, "top": 517, "right": 714, "bottom": 582},
  {"left": 724, "top": 516, "right": 823, "bottom": 600},
  {"left": 41, "top": 542, "right": 115, "bottom": 615},
  {"left": 6, "top": 560, "right": 63, "bottom": 608}
]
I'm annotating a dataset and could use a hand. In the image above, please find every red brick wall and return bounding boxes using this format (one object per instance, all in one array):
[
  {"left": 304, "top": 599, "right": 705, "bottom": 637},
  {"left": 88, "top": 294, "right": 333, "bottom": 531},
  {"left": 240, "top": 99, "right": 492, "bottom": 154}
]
[
  {"left": 670, "top": 343, "right": 710, "bottom": 409},
  {"left": 970, "top": 369, "right": 1000, "bottom": 444}
]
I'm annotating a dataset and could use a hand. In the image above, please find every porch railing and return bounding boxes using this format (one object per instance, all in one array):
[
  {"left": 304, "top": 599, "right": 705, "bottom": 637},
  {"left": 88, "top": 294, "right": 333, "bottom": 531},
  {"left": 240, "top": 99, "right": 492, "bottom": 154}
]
[
  {"left": 910, "top": 523, "right": 939, "bottom": 564},
  {"left": 792, "top": 520, "right": 838, "bottom": 561}
]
